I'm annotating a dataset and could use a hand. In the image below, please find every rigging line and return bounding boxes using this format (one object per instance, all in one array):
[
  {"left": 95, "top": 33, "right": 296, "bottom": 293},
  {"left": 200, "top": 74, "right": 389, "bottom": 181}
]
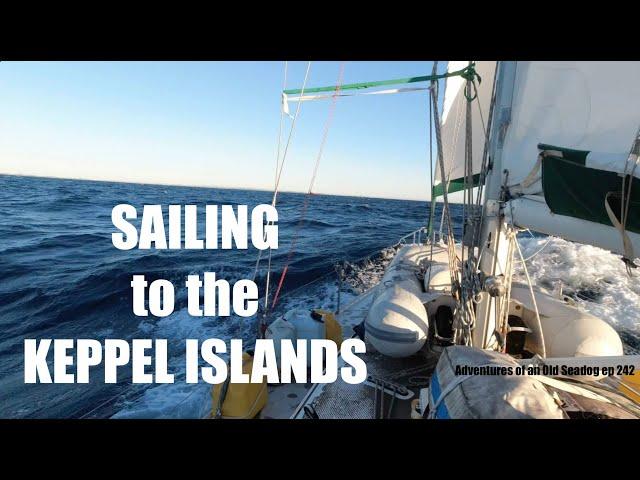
[
  {"left": 440, "top": 91, "right": 465, "bottom": 189},
  {"left": 263, "top": 61, "right": 290, "bottom": 309},
  {"left": 271, "top": 62, "right": 346, "bottom": 311},
  {"left": 430, "top": 62, "right": 459, "bottom": 297},
  {"left": 254, "top": 62, "right": 309, "bottom": 338},
  {"left": 470, "top": 67, "right": 499, "bottom": 251},
  {"left": 514, "top": 235, "right": 547, "bottom": 358},
  {"left": 462, "top": 67, "right": 477, "bottom": 327},
  {"left": 474, "top": 80, "right": 487, "bottom": 138},
  {"left": 253, "top": 62, "right": 289, "bottom": 284},
  {"left": 273, "top": 62, "right": 312, "bottom": 206},
  {"left": 252, "top": 62, "right": 310, "bottom": 296},
  {"left": 77, "top": 394, "right": 121, "bottom": 419},
  {"left": 427, "top": 81, "right": 435, "bottom": 231},
  {"left": 461, "top": 67, "right": 473, "bottom": 264},
  {"left": 263, "top": 241, "right": 275, "bottom": 308},
  {"left": 438, "top": 197, "right": 446, "bottom": 240},
  {"left": 472, "top": 81, "right": 487, "bottom": 206},
  {"left": 621, "top": 130, "right": 640, "bottom": 271},
  {"left": 496, "top": 233, "right": 516, "bottom": 352},
  {"left": 275, "top": 62, "right": 289, "bottom": 189},
  {"left": 424, "top": 75, "right": 436, "bottom": 237},
  {"left": 435, "top": 73, "right": 465, "bottom": 238},
  {"left": 513, "top": 235, "right": 553, "bottom": 264},
  {"left": 464, "top": 81, "right": 492, "bottom": 319},
  {"left": 76, "top": 385, "right": 145, "bottom": 419},
  {"left": 307, "top": 63, "right": 346, "bottom": 193},
  {"left": 427, "top": 82, "right": 436, "bottom": 287},
  {"left": 430, "top": 62, "right": 455, "bottom": 241}
]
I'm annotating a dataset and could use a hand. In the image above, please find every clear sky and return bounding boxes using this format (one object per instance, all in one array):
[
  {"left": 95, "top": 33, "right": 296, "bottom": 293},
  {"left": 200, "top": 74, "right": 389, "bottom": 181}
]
[{"left": 0, "top": 61, "right": 449, "bottom": 201}]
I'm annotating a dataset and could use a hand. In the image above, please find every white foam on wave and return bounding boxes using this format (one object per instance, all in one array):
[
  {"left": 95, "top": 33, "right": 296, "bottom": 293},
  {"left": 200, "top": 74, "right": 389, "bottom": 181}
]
[
  {"left": 515, "top": 235, "right": 640, "bottom": 337},
  {"left": 112, "top": 307, "right": 238, "bottom": 419}
]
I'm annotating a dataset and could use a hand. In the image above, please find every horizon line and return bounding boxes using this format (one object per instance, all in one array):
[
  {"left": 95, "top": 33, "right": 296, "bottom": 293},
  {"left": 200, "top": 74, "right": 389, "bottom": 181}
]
[{"left": 0, "top": 172, "right": 442, "bottom": 203}]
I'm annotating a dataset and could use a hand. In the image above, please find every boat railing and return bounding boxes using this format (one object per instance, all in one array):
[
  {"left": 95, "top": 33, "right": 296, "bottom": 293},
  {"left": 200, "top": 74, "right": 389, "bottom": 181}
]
[{"left": 397, "top": 226, "right": 431, "bottom": 245}]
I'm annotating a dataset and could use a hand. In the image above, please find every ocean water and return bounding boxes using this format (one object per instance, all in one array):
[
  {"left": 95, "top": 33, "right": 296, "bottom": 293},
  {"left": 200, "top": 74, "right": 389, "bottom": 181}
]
[{"left": 0, "top": 174, "right": 638, "bottom": 419}]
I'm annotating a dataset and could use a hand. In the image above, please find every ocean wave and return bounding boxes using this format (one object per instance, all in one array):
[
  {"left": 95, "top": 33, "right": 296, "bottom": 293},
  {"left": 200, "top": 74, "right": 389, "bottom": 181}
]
[
  {"left": 279, "top": 218, "right": 339, "bottom": 229},
  {"left": 0, "top": 233, "right": 110, "bottom": 255},
  {"left": 516, "top": 236, "right": 640, "bottom": 342}
]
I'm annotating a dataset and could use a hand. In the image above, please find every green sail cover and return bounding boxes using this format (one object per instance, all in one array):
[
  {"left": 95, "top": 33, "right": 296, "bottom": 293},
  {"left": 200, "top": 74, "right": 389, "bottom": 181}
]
[
  {"left": 541, "top": 155, "right": 640, "bottom": 234},
  {"left": 538, "top": 143, "right": 590, "bottom": 165}
]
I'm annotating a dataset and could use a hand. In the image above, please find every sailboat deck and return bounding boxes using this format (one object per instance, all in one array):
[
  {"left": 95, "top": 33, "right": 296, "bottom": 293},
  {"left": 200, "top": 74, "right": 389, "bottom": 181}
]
[{"left": 291, "top": 342, "right": 440, "bottom": 419}]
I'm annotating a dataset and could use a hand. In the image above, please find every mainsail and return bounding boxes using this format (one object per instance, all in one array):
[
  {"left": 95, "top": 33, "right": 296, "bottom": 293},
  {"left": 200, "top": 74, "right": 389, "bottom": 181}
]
[{"left": 500, "top": 62, "right": 640, "bottom": 259}]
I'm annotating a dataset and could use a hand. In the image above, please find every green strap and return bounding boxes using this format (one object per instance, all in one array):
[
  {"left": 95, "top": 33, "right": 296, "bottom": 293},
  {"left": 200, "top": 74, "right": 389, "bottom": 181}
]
[
  {"left": 432, "top": 173, "right": 483, "bottom": 198},
  {"left": 283, "top": 63, "right": 480, "bottom": 96}
]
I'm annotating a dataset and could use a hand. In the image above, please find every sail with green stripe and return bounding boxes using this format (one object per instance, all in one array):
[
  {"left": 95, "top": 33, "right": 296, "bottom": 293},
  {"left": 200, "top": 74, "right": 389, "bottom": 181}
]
[{"left": 501, "top": 62, "right": 640, "bottom": 259}]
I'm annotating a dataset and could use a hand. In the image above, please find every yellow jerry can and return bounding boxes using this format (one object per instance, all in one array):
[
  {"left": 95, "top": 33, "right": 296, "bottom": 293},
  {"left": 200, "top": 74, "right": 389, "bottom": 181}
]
[
  {"left": 211, "top": 352, "right": 268, "bottom": 419},
  {"left": 312, "top": 309, "right": 343, "bottom": 348}
]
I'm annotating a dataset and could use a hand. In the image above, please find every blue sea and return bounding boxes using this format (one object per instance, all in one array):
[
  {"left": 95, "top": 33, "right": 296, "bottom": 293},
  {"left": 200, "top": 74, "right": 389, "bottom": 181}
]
[{"left": 1, "top": 174, "right": 638, "bottom": 418}]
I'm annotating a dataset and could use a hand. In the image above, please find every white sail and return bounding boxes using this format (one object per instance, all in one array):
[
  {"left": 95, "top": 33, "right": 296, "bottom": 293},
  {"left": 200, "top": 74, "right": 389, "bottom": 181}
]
[
  {"left": 500, "top": 61, "right": 640, "bottom": 258},
  {"left": 434, "top": 61, "right": 497, "bottom": 196},
  {"left": 502, "top": 61, "right": 640, "bottom": 187}
]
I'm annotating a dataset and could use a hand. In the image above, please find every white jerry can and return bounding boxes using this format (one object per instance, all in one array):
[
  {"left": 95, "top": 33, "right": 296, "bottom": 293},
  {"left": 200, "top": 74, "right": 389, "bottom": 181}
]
[
  {"left": 284, "top": 308, "right": 325, "bottom": 364},
  {"left": 265, "top": 316, "right": 297, "bottom": 366}
]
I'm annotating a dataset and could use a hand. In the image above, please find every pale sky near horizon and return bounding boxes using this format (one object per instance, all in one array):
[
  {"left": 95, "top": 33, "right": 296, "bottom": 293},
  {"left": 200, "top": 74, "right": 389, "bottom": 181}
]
[{"left": 0, "top": 61, "right": 455, "bottom": 201}]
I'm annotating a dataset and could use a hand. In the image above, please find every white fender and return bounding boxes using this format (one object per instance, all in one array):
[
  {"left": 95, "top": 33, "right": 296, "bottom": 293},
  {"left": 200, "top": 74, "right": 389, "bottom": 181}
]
[
  {"left": 380, "top": 244, "right": 430, "bottom": 296},
  {"left": 365, "top": 284, "right": 429, "bottom": 358}
]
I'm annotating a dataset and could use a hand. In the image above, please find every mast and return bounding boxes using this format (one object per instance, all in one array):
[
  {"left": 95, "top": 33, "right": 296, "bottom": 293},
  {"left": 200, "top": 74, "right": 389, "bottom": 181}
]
[{"left": 472, "top": 61, "right": 517, "bottom": 349}]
